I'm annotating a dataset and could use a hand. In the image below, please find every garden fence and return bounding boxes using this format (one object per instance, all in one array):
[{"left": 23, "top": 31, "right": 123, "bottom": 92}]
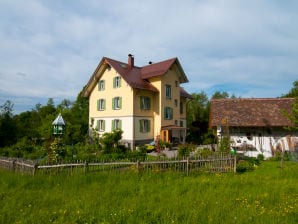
[{"left": 0, "top": 154, "right": 236, "bottom": 175}]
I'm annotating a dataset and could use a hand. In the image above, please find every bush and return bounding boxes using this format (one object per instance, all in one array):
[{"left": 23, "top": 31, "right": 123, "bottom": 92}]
[
  {"left": 195, "top": 148, "right": 213, "bottom": 158},
  {"left": 236, "top": 160, "right": 253, "bottom": 173},
  {"left": 257, "top": 154, "right": 264, "bottom": 161},
  {"left": 178, "top": 144, "right": 195, "bottom": 157},
  {"left": 269, "top": 151, "right": 291, "bottom": 161}
]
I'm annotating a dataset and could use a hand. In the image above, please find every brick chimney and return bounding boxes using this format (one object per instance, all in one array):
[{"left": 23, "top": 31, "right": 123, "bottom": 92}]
[{"left": 128, "top": 54, "right": 134, "bottom": 69}]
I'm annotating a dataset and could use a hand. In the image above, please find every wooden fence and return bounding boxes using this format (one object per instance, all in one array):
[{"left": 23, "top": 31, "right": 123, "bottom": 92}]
[{"left": 0, "top": 154, "right": 236, "bottom": 175}]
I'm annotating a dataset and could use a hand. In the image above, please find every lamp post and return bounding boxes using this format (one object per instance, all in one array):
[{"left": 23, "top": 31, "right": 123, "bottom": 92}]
[
  {"left": 52, "top": 113, "right": 65, "bottom": 136},
  {"left": 49, "top": 113, "right": 66, "bottom": 164}
]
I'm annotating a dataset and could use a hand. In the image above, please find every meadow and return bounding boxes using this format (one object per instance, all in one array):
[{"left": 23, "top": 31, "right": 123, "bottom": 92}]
[{"left": 0, "top": 161, "right": 297, "bottom": 224}]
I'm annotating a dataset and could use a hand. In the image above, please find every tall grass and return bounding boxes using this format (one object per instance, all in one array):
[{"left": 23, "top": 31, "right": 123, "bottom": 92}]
[{"left": 0, "top": 161, "right": 297, "bottom": 223}]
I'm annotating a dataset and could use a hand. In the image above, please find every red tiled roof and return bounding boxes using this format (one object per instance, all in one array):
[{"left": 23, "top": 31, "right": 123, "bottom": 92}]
[
  {"left": 141, "top": 58, "right": 188, "bottom": 83},
  {"left": 141, "top": 58, "right": 177, "bottom": 79},
  {"left": 180, "top": 87, "right": 192, "bottom": 99},
  {"left": 104, "top": 57, "right": 159, "bottom": 92},
  {"left": 83, "top": 56, "right": 190, "bottom": 97},
  {"left": 210, "top": 98, "right": 295, "bottom": 127}
]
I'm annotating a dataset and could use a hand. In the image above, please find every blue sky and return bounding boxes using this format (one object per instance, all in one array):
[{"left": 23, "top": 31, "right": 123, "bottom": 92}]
[{"left": 0, "top": 0, "right": 297, "bottom": 114}]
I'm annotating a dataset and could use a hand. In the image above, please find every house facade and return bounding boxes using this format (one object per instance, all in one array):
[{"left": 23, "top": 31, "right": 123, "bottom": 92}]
[
  {"left": 210, "top": 98, "right": 298, "bottom": 158},
  {"left": 83, "top": 54, "right": 191, "bottom": 149}
]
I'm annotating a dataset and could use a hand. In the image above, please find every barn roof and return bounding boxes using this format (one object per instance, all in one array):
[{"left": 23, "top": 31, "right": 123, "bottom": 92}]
[{"left": 210, "top": 98, "right": 295, "bottom": 127}]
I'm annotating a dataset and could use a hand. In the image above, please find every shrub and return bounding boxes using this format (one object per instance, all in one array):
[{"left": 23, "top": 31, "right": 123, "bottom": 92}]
[
  {"left": 178, "top": 144, "right": 195, "bottom": 157},
  {"left": 257, "top": 154, "right": 264, "bottom": 161},
  {"left": 195, "top": 148, "right": 213, "bottom": 158},
  {"left": 236, "top": 160, "right": 253, "bottom": 173}
]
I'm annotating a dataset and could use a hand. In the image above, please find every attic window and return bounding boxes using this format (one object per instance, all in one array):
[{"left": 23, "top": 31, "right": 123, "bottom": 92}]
[
  {"left": 165, "top": 85, "right": 171, "bottom": 99},
  {"left": 120, "top": 64, "right": 127, "bottom": 68},
  {"left": 113, "top": 76, "right": 121, "bottom": 88}
]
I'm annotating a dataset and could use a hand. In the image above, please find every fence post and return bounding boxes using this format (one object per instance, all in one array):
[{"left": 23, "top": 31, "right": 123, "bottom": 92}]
[
  {"left": 186, "top": 157, "right": 189, "bottom": 176},
  {"left": 136, "top": 160, "right": 140, "bottom": 171},
  {"left": 84, "top": 161, "right": 89, "bottom": 174},
  {"left": 33, "top": 163, "right": 38, "bottom": 175},
  {"left": 12, "top": 160, "right": 16, "bottom": 172},
  {"left": 233, "top": 155, "right": 237, "bottom": 173}
]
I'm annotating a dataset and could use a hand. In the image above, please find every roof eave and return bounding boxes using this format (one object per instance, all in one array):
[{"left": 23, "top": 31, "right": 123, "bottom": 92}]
[{"left": 82, "top": 58, "right": 108, "bottom": 98}]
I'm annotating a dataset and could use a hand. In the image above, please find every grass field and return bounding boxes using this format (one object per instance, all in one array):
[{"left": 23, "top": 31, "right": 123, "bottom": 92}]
[{"left": 0, "top": 161, "right": 297, "bottom": 223}]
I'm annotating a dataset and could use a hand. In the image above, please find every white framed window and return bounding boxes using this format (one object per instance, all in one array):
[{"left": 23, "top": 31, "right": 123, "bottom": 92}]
[
  {"left": 98, "top": 80, "right": 105, "bottom": 91},
  {"left": 113, "top": 76, "right": 121, "bottom": 88},
  {"left": 139, "top": 119, "right": 150, "bottom": 133},
  {"left": 140, "top": 96, "right": 151, "bottom": 110},
  {"left": 112, "top": 97, "right": 122, "bottom": 110},
  {"left": 164, "top": 107, "right": 173, "bottom": 120},
  {"left": 97, "top": 99, "right": 105, "bottom": 111},
  {"left": 96, "top": 120, "right": 105, "bottom": 132},
  {"left": 112, "top": 119, "right": 122, "bottom": 130},
  {"left": 165, "top": 85, "right": 171, "bottom": 99}
]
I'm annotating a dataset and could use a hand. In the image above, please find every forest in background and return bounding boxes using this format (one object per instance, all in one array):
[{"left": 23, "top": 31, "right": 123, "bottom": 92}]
[{"left": 0, "top": 81, "right": 297, "bottom": 160}]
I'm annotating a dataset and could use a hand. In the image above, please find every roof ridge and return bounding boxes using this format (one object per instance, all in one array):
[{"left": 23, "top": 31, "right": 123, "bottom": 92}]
[{"left": 211, "top": 97, "right": 295, "bottom": 101}]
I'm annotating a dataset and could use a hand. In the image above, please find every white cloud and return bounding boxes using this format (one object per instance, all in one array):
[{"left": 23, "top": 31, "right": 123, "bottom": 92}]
[{"left": 0, "top": 0, "right": 297, "bottom": 113}]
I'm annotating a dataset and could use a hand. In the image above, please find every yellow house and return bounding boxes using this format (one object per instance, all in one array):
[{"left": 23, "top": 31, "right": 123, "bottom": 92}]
[{"left": 83, "top": 54, "right": 191, "bottom": 149}]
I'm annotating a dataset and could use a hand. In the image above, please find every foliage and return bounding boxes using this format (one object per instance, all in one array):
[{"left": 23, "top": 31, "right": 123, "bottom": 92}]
[
  {"left": 0, "top": 87, "right": 89, "bottom": 151},
  {"left": 195, "top": 148, "right": 214, "bottom": 158},
  {"left": 177, "top": 144, "right": 196, "bottom": 157},
  {"left": 282, "top": 80, "right": 298, "bottom": 130},
  {"left": 236, "top": 155, "right": 263, "bottom": 173},
  {"left": 0, "top": 161, "right": 297, "bottom": 223},
  {"left": 211, "top": 91, "right": 230, "bottom": 99},
  {"left": 202, "top": 128, "right": 217, "bottom": 145},
  {"left": 282, "top": 80, "right": 298, "bottom": 98},
  {"left": 186, "top": 92, "right": 209, "bottom": 144},
  {"left": 269, "top": 151, "right": 292, "bottom": 161},
  {"left": 218, "top": 136, "right": 230, "bottom": 153},
  {"left": 0, "top": 100, "right": 17, "bottom": 147},
  {"left": 99, "top": 129, "right": 123, "bottom": 153},
  {"left": 236, "top": 160, "right": 254, "bottom": 172}
]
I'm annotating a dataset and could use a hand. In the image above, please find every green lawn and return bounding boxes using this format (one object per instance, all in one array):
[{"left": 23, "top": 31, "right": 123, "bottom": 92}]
[{"left": 0, "top": 161, "right": 297, "bottom": 223}]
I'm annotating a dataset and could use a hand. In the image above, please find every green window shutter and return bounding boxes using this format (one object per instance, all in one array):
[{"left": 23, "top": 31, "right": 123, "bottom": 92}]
[
  {"left": 98, "top": 81, "right": 100, "bottom": 91},
  {"left": 103, "top": 120, "right": 105, "bottom": 131},
  {"left": 119, "top": 97, "right": 122, "bottom": 109},
  {"left": 103, "top": 99, "right": 106, "bottom": 110},
  {"left": 139, "top": 120, "right": 143, "bottom": 132},
  {"left": 112, "top": 98, "right": 115, "bottom": 110},
  {"left": 112, "top": 120, "right": 115, "bottom": 130},
  {"left": 96, "top": 120, "right": 99, "bottom": 131},
  {"left": 119, "top": 77, "right": 121, "bottom": 87},
  {"left": 164, "top": 107, "right": 167, "bottom": 119},
  {"left": 119, "top": 120, "right": 122, "bottom": 129},
  {"left": 148, "top": 98, "right": 151, "bottom": 110},
  {"left": 102, "top": 80, "right": 105, "bottom": 90},
  {"left": 148, "top": 120, "right": 151, "bottom": 132},
  {"left": 170, "top": 108, "right": 173, "bottom": 119},
  {"left": 97, "top": 100, "right": 99, "bottom": 111},
  {"left": 113, "top": 77, "right": 116, "bottom": 88},
  {"left": 140, "top": 96, "right": 143, "bottom": 110}
]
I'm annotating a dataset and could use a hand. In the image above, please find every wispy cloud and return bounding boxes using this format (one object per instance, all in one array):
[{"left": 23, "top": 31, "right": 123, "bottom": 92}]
[{"left": 0, "top": 0, "right": 297, "bottom": 113}]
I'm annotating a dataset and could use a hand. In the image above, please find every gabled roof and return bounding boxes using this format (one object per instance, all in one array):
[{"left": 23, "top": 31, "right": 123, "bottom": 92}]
[
  {"left": 82, "top": 56, "right": 189, "bottom": 97},
  {"left": 180, "top": 87, "right": 192, "bottom": 99},
  {"left": 52, "top": 113, "right": 65, "bottom": 126},
  {"left": 141, "top": 58, "right": 188, "bottom": 83},
  {"left": 210, "top": 98, "right": 295, "bottom": 127}
]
